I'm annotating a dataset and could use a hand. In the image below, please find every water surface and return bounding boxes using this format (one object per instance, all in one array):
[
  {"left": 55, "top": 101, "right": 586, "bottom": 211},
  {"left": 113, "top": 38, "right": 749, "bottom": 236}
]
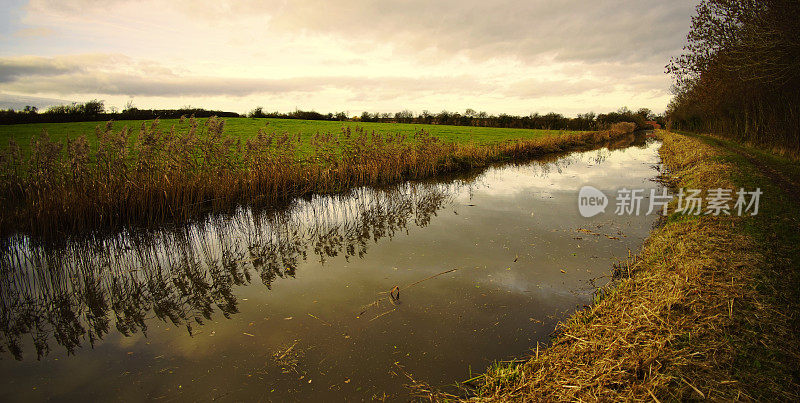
[{"left": 0, "top": 136, "right": 663, "bottom": 401}]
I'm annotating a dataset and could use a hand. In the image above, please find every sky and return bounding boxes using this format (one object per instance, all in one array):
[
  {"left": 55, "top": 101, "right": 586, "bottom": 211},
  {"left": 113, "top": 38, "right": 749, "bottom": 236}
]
[{"left": 0, "top": 0, "right": 698, "bottom": 116}]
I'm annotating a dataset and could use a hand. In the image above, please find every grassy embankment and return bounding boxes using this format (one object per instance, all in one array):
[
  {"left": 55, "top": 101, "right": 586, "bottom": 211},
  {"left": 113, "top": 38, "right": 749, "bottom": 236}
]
[
  {"left": 0, "top": 117, "right": 632, "bottom": 238},
  {"left": 464, "top": 131, "right": 800, "bottom": 401}
]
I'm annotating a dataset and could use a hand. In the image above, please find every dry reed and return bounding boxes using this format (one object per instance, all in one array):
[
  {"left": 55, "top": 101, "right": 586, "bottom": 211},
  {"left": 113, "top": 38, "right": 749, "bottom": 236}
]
[{"left": 0, "top": 119, "right": 636, "bottom": 238}]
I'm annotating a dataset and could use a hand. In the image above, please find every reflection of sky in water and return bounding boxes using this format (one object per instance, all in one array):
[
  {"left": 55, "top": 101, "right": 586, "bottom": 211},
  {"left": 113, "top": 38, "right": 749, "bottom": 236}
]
[
  {"left": 467, "top": 144, "right": 659, "bottom": 197},
  {"left": 0, "top": 139, "right": 664, "bottom": 401}
]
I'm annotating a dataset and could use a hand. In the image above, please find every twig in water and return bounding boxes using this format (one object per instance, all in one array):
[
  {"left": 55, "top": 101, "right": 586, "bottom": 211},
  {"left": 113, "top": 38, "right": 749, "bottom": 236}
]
[
  {"left": 369, "top": 308, "right": 397, "bottom": 322},
  {"left": 359, "top": 268, "right": 461, "bottom": 317},
  {"left": 277, "top": 341, "right": 298, "bottom": 360},
  {"left": 307, "top": 313, "right": 331, "bottom": 326}
]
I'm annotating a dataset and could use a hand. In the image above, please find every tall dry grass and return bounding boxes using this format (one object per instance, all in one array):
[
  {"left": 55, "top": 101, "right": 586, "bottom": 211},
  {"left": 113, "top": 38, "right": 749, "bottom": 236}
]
[{"left": 0, "top": 117, "right": 636, "bottom": 237}]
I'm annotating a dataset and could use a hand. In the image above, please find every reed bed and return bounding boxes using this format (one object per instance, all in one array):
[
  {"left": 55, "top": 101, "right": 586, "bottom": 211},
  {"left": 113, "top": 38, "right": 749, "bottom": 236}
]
[
  {"left": 0, "top": 118, "right": 636, "bottom": 238},
  {"left": 455, "top": 131, "right": 800, "bottom": 401}
]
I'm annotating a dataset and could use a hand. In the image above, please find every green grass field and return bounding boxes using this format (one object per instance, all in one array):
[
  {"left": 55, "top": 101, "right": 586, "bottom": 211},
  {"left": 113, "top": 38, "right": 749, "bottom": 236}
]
[{"left": 0, "top": 117, "right": 576, "bottom": 156}]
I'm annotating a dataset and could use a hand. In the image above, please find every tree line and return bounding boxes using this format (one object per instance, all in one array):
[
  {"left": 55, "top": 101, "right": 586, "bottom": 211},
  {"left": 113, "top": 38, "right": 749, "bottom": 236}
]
[
  {"left": 667, "top": 0, "right": 800, "bottom": 152},
  {"left": 250, "top": 106, "right": 662, "bottom": 131},
  {"left": 2, "top": 100, "right": 663, "bottom": 132},
  {"left": 0, "top": 100, "right": 238, "bottom": 125}
]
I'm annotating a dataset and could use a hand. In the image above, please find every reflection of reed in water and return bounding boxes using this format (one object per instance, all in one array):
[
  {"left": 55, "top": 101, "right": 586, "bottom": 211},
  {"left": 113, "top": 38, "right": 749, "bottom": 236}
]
[
  {"left": 0, "top": 181, "right": 460, "bottom": 360},
  {"left": 0, "top": 134, "right": 651, "bottom": 361}
]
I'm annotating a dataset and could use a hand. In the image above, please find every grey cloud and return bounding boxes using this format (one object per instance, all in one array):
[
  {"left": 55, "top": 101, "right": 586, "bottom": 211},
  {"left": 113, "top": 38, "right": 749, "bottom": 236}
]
[
  {"left": 0, "top": 93, "right": 70, "bottom": 110},
  {"left": 27, "top": 0, "right": 698, "bottom": 64},
  {"left": 505, "top": 78, "right": 607, "bottom": 98},
  {"left": 262, "top": 0, "right": 696, "bottom": 64},
  {"left": 0, "top": 55, "right": 135, "bottom": 83},
  {"left": 0, "top": 56, "right": 494, "bottom": 97},
  {"left": 0, "top": 54, "right": 666, "bottom": 103},
  {"left": 621, "top": 75, "right": 671, "bottom": 95},
  {"left": 18, "top": 0, "right": 694, "bottom": 105},
  {"left": 0, "top": 58, "right": 80, "bottom": 82}
]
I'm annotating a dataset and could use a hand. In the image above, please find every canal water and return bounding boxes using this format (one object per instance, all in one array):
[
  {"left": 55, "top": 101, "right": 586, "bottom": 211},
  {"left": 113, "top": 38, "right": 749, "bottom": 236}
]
[{"left": 0, "top": 135, "right": 663, "bottom": 401}]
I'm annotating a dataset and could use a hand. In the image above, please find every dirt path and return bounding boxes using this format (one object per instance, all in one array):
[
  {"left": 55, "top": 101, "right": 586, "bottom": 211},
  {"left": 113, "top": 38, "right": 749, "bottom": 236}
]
[{"left": 704, "top": 135, "right": 800, "bottom": 200}]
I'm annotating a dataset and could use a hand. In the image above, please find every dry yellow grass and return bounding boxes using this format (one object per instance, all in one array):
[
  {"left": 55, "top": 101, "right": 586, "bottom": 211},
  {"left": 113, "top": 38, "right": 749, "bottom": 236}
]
[{"left": 456, "top": 131, "right": 800, "bottom": 401}]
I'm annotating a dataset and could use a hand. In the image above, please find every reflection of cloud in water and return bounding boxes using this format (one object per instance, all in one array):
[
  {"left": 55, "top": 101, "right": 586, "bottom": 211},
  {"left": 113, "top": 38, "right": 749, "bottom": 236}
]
[{"left": 462, "top": 141, "right": 660, "bottom": 200}]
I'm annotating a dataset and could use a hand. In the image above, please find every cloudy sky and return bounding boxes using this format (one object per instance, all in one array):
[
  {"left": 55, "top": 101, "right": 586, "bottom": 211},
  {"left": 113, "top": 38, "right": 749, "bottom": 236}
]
[{"left": 0, "top": 0, "right": 697, "bottom": 116}]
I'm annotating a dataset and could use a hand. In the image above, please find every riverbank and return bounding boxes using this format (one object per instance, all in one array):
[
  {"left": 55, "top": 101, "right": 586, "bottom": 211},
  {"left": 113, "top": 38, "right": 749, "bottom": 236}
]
[
  {"left": 0, "top": 120, "right": 635, "bottom": 238},
  {"left": 464, "top": 131, "right": 800, "bottom": 400},
  {"left": 0, "top": 133, "right": 661, "bottom": 400}
]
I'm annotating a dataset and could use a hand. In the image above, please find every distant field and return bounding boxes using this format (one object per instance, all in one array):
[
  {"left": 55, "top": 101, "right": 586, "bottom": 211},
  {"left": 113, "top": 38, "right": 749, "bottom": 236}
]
[{"left": 0, "top": 117, "right": 579, "bottom": 156}]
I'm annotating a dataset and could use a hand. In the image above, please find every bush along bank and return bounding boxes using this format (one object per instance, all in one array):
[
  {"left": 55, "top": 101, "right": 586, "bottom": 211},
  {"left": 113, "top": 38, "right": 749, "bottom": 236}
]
[{"left": 462, "top": 131, "right": 800, "bottom": 401}]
